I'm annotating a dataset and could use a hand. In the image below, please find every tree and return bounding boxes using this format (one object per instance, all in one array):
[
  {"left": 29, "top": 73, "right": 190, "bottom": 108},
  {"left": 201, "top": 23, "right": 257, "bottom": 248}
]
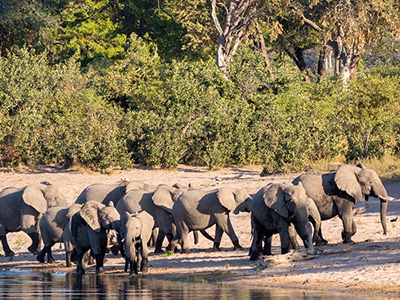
[
  {"left": 288, "top": 0, "right": 400, "bottom": 81},
  {"left": 211, "top": 0, "right": 256, "bottom": 76}
]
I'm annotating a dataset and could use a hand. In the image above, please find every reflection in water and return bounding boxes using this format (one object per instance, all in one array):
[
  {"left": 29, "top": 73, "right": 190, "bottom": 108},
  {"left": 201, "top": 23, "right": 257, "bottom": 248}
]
[{"left": 0, "top": 270, "right": 388, "bottom": 300}]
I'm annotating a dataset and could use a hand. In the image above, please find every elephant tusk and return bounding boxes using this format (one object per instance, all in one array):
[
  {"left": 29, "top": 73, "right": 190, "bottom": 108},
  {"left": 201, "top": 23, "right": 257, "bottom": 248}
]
[{"left": 379, "top": 196, "right": 395, "bottom": 201}]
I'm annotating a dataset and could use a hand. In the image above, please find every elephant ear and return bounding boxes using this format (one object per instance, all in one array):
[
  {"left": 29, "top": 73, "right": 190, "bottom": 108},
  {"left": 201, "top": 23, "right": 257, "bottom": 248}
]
[
  {"left": 263, "top": 184, "right": 289, "bottom": 218},
  {"left": 80, "top": 201, "right": 103, "bottom": 233},
  {"left": 334, "top": 165, "right": 363, "bottom": 201},
  {"left": 217, "top": 187, "right": 236, "bottom": 212},
  {"left": 66, "top": 203, "right": 82, "bottom": 220},
  {"left": 22, "top": 183, "right": 47, "bottom": 214},
  {"left": 152, "top": 187, "right": 176, "bottom": 213}
]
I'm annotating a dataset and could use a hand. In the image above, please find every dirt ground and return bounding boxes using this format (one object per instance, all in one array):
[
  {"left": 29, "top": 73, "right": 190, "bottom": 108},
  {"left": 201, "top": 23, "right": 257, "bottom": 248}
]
[{"left": 0, "top": 166, "right": 400, "bottom": 297}]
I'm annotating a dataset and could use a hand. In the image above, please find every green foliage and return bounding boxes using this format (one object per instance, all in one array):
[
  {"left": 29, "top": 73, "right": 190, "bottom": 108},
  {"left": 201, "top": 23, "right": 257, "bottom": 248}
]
[
  {"left": 0, "top": 48, "right": 131, "bottom": 170},
  {"left": 342, "top": 73, "right": 400, "bottom": 161}
]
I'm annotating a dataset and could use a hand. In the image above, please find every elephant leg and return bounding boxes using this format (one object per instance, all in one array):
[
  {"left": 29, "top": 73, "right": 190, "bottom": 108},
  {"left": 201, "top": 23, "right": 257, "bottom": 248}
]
[
  {"left": 216, "top": 216, "right": 242, "bottom": 251},
  {"left": 212, "top": 226, "right": 224, "bottom": 252},
  {"left": 0, "top": 235, "right": 14, "bottom": 257},
  {"left": 140, "top": 242, "right": 149, "bottom": 273},
  {"left": 27, "top": 232, "right": 41, "bottom": 254},
  {"left": 94, "top": 253, "right": 105, "bottom": 274},
  {"left": 155, "top": 229, "right": 166, "bottom": 253},
  {"left": 276, "top": 217, "right": 290, "bottom": 254},
  {"left": 288, "top": 224, "right": 299, "bottom": 250},
  {"left": 36, "top": 247, "right": 47, "bottom": 263},
  {"left": 47, "top": 245, "right": 56, "bottom": 264},
  {"left": 76, "top": 252, "right": 86, "bottom": 275},
  {"left": 262, "top": 234, "right": 273, "bottom": 256},
  {"left": 249, "top": 223, "right": 264, "bottom": 261}
]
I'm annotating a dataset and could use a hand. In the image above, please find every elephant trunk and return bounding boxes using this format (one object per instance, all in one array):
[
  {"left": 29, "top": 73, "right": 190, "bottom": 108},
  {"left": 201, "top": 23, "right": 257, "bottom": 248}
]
[{"left": 379, "top": 199, "right": 388, "bottom": 235}]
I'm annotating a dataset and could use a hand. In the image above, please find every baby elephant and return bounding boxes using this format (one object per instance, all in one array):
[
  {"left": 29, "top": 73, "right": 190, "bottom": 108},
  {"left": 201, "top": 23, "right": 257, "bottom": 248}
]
[
  {"left": 249, "top": 182, "right": 317, "bottom": 261},
  {"left": 120, "top": 211, "right": 155, "bottom": 275}
]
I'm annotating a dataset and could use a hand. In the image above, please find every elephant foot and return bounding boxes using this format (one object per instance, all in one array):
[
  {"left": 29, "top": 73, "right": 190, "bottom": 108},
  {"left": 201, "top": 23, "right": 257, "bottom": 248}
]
[
  {"left": 140, "top": 258, "right": 148, "bottom": 273},
  {"left": 36, "top": 253, "right": 45, "bottom": 263},
  {"left": 182, "top": 248, "right": 192, "bottom": 254},
  {"left": 232, "top": 241, "right": 243, "bottom": 251},
  {"left": 342, "top": 232, "right": 355, "bottom": 244},
  {"left": 48, "top": 257, "right": 56, "bottom": 264},
  {"left": 96, "top": 267, "right": 105, "bottom": 275},
  {"left": 76, "top": 268, "right": 86, "bottom": 275},
  {"left": 5, "top": 251, "right": 15, "bottom": 257},
  {"left": 154, "top": 248, "right": 164, "bottom": 254},
  {"left": 249, "top": 253, "right": 260, "bottom": 261},
  {"left": 28, "top": 245, "right": 40, "bottom": 255},
  {"left": 212, "top": 242, "right": 221, "bottom": 252},
  {"left": 315, "top": 239, "right": 328, "bottom": 247}
]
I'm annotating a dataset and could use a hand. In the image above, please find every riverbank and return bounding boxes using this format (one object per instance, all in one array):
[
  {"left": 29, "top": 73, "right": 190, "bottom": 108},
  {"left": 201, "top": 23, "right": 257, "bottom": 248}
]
[{"left": 0, "top": 166, "right": 399, "bottom": 297}]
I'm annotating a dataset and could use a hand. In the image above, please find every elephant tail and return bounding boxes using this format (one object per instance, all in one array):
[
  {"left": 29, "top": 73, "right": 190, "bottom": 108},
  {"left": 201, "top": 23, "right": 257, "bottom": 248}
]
[
  {"left": 200, "top": 229, "right": 214, "bottom": 242},
  {"left": 193, "top": 231, "right": 199, "bottom": 244}
]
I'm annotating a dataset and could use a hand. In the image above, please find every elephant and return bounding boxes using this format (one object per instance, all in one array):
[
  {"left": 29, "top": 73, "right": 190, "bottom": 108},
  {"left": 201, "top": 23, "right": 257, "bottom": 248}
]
[
  {"left": 249, "top": 182, "right": 316, "bottom": 261},
  {"left": 0, "top": 182, "right": 68, "bottom": 256},
  {"left": 70, "top": 200, "right": 121, "bottom": 274},
  {"left": 292, "top": 164, "right": 394, "bottom": 244},
  {"left": 120, "top": 211, "right": 155, "bottom": 275},
  {"left": 169, "top": 186, "right": 252, "bottom": 253},
  {"left": 36, "top": 203, "right": 82, "bottom": 265},
  {"left": 75, "top": 180, "right": 155, "bottom": 206},
  {"left": 116, "top": 184, "right": 195, "bottom": 253}
]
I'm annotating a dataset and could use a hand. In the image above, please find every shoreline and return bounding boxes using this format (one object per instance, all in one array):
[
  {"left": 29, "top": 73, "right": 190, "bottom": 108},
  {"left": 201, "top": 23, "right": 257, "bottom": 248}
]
[{"left": 0, "top": 166, "right": 399, "bottom": 298}]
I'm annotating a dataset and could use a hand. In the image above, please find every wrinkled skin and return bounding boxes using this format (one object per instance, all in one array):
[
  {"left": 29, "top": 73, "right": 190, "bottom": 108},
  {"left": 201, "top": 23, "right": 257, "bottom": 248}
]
[
  {"left": 36, "top": 204, "right": 82, "bottom": 265},
  {"left": 292, "top": 164, "right": 394, "bottom": 244},
  {"left": 70, "top": 201, "right": 121, "bottom": 275},
  {"left": 249, "top": 182, "right": 316, "bottom": 261},
  {"left": 170, "top": 187, "right": 252, "bottom": 253},
  {"left": 0, "top": 183, "right": 67, "bottom": 256},
  {"left": 120, "top": 211, "right": 155, "bottom": 275}
]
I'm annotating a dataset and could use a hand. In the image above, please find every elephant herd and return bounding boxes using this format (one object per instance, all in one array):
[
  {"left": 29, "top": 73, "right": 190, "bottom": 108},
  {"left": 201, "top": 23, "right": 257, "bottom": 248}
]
[{"left": 0, "top": 164, "right": 394, "bottom": 275}]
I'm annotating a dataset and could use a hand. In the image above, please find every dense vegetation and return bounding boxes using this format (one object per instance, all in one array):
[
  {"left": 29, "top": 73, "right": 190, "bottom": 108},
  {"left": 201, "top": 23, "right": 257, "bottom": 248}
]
[{"left": 1, "top": 0, "right": 400, "bottom": 172}]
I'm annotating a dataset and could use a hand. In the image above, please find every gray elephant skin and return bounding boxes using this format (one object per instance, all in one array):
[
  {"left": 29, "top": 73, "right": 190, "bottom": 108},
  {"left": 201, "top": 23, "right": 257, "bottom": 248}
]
[
  {"left": 292, "top": 164, "right": 394, "bottom": 243},
  {"left": 0, "top": 182, "right": 67, "bottom": 256},
  {"left": 170, "top": 186, "right": 252, "bottom": 253},
  {"left": 36, "top": 203, "right": 82, "bottom": 265},
  {"left": 75, "top": 181, "right": 155, "bottom": 206},
  {"left": 120, "top": 211, "right": 154, "bottom": 275},
  {"left": 116, "top": 185, "right": 188, "bottom": 253},
  {"left": 249, "top": 182, "right": 316, "bottom": 261},
  {"left": 70, "top": 200, "right": 121, "bottom": 274}
]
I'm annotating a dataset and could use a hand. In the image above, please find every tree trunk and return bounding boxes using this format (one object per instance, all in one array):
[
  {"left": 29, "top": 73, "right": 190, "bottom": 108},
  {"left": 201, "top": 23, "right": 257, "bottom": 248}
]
[
  {"left": 285, "top": 47, "right": 311, "bottom": 82},
  {"left": 317, "top": 47, "right": 326, "bottom": 77},
  {"left": 211, "top": 0, "right": 253, "bottom": 77}
]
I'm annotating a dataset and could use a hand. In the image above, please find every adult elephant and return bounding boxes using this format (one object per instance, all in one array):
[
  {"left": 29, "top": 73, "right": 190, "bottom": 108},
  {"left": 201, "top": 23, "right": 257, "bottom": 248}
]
[
  {"left": 70, "top": 201, "right": 121, "bottom": 274},
  {"left": 292, "top": 164, "right": 394, "bottom": 244},
  {"left": 116, "top": 184, "right": 192, "bottom": 253},
  {"left": 249, "top": 182, "right": 316, "bottom": 261},
  {"left": 75, "top": 180, "right": 155, "bottom": 206},
  {"left": 170, "top": 186, "right": 252, "bottom": 253},
  {"left": 0, "top": 182, "right": 67, "bottom": 256}
]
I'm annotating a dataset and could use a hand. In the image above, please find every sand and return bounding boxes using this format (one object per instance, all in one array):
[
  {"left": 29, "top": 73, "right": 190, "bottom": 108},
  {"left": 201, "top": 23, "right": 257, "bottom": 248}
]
[{"left": 0, "top": 166, "right": 399, "bottom": 297}]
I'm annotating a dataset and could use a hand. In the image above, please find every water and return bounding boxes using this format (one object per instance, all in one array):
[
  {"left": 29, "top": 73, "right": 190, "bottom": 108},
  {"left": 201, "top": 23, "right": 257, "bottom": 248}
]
[{"left": 0, "top": 270, "right": 389, "bottom": 299}]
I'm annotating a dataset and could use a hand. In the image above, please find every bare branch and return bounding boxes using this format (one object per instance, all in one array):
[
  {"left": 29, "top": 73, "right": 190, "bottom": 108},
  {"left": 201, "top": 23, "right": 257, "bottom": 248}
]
[{"left": 211, "top": 0, "right": 223, "bottom": 35}]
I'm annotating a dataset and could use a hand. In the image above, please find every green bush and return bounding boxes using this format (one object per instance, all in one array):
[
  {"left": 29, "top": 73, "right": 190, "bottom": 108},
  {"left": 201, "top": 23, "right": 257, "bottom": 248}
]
[{"left": 0, "top": 48, "right": 132, "bottom": 170}]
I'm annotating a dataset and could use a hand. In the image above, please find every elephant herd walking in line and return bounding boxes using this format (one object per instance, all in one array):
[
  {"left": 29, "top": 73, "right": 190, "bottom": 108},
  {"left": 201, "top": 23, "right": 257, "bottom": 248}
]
[{"left": 0, "top": 164, "right": 394, "bottom": 275}]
